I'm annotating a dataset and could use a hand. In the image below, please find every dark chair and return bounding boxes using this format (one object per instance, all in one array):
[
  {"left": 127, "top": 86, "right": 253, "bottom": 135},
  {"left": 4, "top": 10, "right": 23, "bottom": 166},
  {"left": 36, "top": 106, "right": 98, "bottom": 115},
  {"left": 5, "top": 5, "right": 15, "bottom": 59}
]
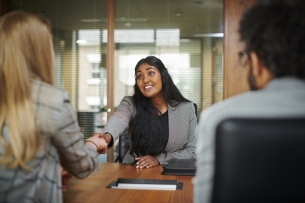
[
  {"left": 193, "top": 103, "right": 198, "bottom": 121},
  {"left": 113, "top": 129, "right": 130, "bottom": 163},
  {"left": 114, "top": 102, "right": 198, "bottom": 163},
  {"left": 212, "top": 118, "right": 305, "bottom": 203}
]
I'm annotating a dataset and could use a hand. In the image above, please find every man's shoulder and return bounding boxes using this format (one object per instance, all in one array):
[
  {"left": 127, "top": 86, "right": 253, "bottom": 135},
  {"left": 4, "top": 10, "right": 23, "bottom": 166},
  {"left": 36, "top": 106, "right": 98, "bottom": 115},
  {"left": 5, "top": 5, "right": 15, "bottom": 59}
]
[
  {"left": 200, "top": 81, "right": 305, "bottom": 129},
  {"left": 205, "top": 91, "right": 256, "bottom": 113},
  {"left": 199, "top": 92, "right": 261, "bottom": 126}
]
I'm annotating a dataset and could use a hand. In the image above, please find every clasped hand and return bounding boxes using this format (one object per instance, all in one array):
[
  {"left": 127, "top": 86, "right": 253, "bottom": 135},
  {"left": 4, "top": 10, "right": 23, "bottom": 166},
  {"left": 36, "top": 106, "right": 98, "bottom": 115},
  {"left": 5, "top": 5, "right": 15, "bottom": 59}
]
[{"left": 85, "top": 133, "right": 108, "bottom": 154}]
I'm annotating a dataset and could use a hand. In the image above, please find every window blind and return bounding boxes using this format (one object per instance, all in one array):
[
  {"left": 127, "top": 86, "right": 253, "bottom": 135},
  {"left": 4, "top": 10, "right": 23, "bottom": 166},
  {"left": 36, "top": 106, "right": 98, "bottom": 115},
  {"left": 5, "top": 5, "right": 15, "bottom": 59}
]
[{"left": 114, "top": 0, "right": 224, "bottom": 114}]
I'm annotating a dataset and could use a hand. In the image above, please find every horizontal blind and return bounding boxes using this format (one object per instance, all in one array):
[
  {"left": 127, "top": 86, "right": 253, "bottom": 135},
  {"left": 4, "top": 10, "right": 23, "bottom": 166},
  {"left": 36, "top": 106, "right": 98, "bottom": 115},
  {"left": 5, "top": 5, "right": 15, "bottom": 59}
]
[{"left": 114, "top": 0, "right": 224, "bottom": 115}]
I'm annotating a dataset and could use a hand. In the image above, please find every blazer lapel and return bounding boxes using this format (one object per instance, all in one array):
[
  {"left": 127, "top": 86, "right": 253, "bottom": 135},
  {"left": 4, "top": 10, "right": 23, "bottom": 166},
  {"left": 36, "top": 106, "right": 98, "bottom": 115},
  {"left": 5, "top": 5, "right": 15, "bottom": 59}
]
[{"left": 166, "top": 104, "right": 180, "bottom": 151}]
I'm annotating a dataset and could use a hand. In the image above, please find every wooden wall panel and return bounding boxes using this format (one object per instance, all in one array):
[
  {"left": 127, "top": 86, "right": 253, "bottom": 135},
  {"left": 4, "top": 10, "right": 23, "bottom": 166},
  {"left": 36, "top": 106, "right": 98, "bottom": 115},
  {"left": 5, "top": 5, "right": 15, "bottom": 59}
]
[
  {"left": 107, "top": 0, "right": 115, "bottom": 162},
  {"left": 223, "top": 0, "right": 256, "bottom": 99}
]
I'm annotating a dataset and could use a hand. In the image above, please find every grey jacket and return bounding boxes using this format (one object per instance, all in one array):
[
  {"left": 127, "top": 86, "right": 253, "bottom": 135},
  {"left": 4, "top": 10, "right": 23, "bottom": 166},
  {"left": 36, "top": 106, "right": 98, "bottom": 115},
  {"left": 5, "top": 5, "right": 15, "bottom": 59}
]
[
  {"left": 0, "top": 80, "right": 98, "bottom": 203},
  {"left": 103, "top": 96, "right": 197, "bottom": 165},
  {"left": 194, "top": 77, "right": 305, "bottom": 203}
]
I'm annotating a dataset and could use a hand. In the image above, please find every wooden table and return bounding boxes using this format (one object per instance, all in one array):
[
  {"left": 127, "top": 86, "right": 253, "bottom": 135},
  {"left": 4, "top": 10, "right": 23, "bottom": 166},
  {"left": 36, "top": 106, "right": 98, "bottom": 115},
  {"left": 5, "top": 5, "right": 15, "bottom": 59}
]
[{"left": 64, "top": 162, "right": 194, "bottom": 203}]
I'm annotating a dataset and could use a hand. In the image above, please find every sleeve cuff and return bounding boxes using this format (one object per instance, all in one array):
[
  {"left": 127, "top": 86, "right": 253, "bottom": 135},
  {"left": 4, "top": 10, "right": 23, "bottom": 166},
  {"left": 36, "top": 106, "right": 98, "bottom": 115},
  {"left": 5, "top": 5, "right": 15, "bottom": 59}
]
[
  {"left": 156, "top": 153, "right": 166, "bottom": 165},
  {"left": 108, "top": 135, "right": 114, "bottom": 148}
]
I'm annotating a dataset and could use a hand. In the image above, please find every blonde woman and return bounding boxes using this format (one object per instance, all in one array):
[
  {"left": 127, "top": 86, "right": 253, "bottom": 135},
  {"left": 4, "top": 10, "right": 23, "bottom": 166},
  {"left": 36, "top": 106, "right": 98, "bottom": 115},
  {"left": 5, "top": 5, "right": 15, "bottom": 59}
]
[{"left": 0, "top": 11, "right": 107, "bottom": 202}]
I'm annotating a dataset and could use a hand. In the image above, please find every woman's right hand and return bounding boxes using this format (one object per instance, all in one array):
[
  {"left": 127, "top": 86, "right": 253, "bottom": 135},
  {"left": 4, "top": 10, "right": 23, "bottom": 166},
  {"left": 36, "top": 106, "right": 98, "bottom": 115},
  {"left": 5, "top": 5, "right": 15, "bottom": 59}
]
[
  {"left": 97, "top": 133, "right": 113, "bottom": 145},
  {"left": 85, "top": 133, "right": 108, "bottom": 154}
]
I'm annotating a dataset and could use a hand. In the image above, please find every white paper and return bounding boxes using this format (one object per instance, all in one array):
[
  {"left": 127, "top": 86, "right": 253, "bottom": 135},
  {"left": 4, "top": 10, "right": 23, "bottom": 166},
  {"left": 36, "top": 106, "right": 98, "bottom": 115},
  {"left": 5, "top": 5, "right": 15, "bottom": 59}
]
[{"left": 112, "top": 183, "right": 177, "bottom": 190}]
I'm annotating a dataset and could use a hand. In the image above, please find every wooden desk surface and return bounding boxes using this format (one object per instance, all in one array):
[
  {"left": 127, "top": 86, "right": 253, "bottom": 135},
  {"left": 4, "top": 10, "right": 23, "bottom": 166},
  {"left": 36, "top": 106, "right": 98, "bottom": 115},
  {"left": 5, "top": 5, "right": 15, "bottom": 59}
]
[{"left": 64, "top": 162, "right": 194, "bottom": 203}]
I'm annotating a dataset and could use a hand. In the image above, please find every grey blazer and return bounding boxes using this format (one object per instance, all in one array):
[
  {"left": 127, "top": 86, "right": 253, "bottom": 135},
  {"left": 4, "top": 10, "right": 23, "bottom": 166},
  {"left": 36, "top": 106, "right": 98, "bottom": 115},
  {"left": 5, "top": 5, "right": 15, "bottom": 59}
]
[
  {"left": 0, "top": 80, "right": 98, "bottom": 203},
  {"left": 103, "top": 96, "right": 197, "bottom": 165}
]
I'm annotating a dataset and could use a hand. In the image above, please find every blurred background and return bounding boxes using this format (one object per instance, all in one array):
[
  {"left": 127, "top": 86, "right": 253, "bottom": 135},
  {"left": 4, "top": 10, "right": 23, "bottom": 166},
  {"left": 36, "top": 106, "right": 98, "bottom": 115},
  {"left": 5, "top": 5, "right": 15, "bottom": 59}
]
[{"left": 5, "top": 0, "right": 223, "bottom": 162}]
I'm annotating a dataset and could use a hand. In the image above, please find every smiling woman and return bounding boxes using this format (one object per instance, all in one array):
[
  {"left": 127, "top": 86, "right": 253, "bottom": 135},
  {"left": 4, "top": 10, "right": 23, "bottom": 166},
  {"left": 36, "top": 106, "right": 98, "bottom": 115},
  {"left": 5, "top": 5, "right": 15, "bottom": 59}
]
[
  {"left": 135, "top": 62, "right": 164, "bottom": 105},
  {"left": 98, "top": 56, "right": 197, "bottom": 169}
]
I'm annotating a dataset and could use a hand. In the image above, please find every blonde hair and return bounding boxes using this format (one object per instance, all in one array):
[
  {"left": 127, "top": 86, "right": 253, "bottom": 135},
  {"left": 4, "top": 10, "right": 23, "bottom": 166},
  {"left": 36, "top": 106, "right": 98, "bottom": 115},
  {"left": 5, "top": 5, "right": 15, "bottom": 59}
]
[{"left": 0, "top": 11, "right": 53, "bottom": 169}]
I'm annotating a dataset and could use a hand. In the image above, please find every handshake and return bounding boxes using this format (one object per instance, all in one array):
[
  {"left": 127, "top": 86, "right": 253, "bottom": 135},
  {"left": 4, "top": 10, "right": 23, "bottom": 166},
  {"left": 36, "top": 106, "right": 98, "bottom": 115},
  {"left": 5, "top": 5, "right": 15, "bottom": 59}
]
[{"left": 84, "top": 132, "right": 112, "bottom": 154}]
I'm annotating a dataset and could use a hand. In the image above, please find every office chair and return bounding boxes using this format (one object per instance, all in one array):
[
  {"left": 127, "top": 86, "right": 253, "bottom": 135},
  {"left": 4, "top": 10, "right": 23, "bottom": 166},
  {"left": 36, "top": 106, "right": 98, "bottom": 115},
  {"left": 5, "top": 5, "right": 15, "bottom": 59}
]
[
  {"left": 212, "top": 118, "right": 305, "bottom": 203},
  {"left": 113, "top": 129, "right": 130, "bottom": 163},
  {"left": 114, "top": 103, "right": 198, "bottom": 163}
]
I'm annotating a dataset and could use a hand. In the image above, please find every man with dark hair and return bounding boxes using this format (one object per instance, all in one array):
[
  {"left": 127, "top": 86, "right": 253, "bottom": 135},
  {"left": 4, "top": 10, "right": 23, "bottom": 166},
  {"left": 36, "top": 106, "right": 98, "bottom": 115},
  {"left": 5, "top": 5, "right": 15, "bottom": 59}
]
[{"left": 193, "top": 0, "right": 305, "bottom": 202}]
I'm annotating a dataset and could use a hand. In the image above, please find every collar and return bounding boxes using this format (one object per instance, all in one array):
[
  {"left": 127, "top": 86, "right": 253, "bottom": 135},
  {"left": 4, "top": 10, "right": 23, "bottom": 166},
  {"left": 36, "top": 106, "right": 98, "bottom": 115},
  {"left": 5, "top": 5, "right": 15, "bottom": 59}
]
[{"left": 264, "top": 77, "right": 305, "bottom": 91}]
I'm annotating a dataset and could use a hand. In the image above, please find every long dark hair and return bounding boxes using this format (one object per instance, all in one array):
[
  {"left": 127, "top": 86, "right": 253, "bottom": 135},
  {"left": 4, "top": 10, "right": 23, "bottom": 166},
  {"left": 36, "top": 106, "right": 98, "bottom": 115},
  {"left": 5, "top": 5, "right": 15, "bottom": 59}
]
[{"left": 128, "top": 56, "right": 189, "bottom": 157}]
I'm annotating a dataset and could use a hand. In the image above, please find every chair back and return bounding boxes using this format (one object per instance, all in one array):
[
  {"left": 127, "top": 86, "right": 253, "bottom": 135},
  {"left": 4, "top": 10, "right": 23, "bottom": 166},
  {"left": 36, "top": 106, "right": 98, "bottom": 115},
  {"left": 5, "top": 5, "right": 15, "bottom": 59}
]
[
  {"left": 212, "top": 118, "right": 305, "bottom": 203},
  {"left": 114, "top": 129, "right": 130, "bottom": 163}
]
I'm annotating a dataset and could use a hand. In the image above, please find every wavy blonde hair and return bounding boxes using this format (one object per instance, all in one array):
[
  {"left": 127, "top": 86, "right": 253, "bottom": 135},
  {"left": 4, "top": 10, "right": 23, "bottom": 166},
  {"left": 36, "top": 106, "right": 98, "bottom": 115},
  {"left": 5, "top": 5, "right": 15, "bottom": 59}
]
[{"left": 0, "top": 11, "right": 53, "bottom": 169}]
